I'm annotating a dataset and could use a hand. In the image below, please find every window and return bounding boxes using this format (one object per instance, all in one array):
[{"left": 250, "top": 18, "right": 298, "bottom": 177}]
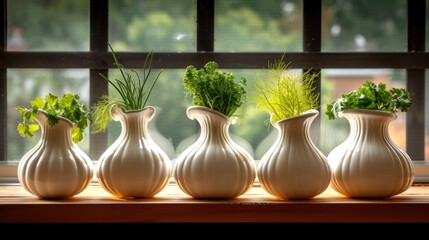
[{"left": 1, "top": 0, "right": 428, "bottom": 182}]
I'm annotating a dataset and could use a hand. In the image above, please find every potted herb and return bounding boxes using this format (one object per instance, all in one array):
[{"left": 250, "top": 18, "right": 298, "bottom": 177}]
[
  {"left": 91, "top": 44, "right": 161, "bottom": 133},
  {"left": 16, "top": 93, "right": 93, "bottom": 199},
  {"left": 250, "top": 56, "right": 331, "bottom": 200},
  {"left": 325, "top": 81, "right": 414, "bottom": 199},
  {"left": 251, "top": 58, "right": 319, "bottom": 124},
  {"left": 325, "top": 80, "right": 413, "bottom": 120},
  {"left": 182, "top": 61, "right": 247, "bottom": 117},
  {"left": 17, "top": 93, "right": 91, "bottom": 143},
  {"left": 92, "top": 44, "right": 171, "bottom": 199},
  {"left": 173, "top": 61, "right": 256, "bottom": 200}
]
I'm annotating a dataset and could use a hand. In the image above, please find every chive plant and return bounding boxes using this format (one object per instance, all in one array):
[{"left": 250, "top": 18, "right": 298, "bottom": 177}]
[{"left": 91, "top": 43, "right": 162, "bottom": 133}]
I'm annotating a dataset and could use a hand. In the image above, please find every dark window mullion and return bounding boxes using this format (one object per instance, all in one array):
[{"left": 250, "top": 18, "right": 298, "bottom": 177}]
[
  {"left": 197, "top": 0, "right": 214, "bottom": 53},
  {"left": 1, "top": 0, "right": 5, "bottom": 51},
  {"left": 303, "top": 0, "right": 322, "bottom": 147},
  {"left": 0, "top": 0, "right": 7, "bottom": 161},
  {"left": 4, "top": 52, "right": 429, "bottom": 69},
  {"left": 89, "top": 0, "right": 108, "bottom": 160},
  {"left": 303, "top": 0, "right": 322, "bottom": 97},
  {"left": 407, "top": 0, "right": 425, "bottom": 160}
]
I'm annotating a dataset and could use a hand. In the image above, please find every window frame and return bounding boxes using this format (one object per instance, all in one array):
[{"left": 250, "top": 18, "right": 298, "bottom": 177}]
[{"left": 0, "top": 0, "right": 428, "bottom": 183}]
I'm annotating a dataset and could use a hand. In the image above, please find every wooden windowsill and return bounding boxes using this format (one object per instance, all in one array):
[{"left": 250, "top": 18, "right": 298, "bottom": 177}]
[{"left": 1, "top": 183, "right": 429, "bottom": 223}]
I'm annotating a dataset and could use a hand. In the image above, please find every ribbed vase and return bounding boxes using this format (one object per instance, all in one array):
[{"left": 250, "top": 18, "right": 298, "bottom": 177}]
[
  {"left": 96, "top": 106, "right": 172, "bottom": 199},
  {"left": 18, "top": 110, "right": 94, "bottom": 199},
  {"left": 257, "top": 110, "right": 332, "bottom": 200},
  {"left": 328, "top": 109, "right": 414, "bottom": 199},
  {"left": 173, "top": 106, "right": 256, "bottom": 199}
]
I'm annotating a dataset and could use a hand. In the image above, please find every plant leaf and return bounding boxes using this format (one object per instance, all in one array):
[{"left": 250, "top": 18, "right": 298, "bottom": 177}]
[{"left": 325, "top": 81, "right": 413, "bottom": 120}]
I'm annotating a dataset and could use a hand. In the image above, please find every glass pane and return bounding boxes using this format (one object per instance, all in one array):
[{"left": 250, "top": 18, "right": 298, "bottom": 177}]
[
  {"left": 321, "top": 69, "right": 407, "bottom": 156},
  {"left": 322, "top": 0, "right": 406, "bottom": 51},
  {"left": 215, "top": 0, "right": 303, "bottom": 52},
  {"left": 7, "top": 0, "right": 89, "bottom": 51},
  {"left": 7, "top": 69, "right": 90, "bottom": 161},
  {"left": 225, "top": 69, "right": 272, "bottom": 160},
  {"left": 109, "top": 0, "right": 196, "bottom": 52}
]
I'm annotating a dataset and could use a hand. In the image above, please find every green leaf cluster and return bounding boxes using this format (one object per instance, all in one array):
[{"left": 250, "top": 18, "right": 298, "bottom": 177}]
[
  {"left": 325, "top": 81, "right": 413, "bottom": 120},
  {"left": 91, "top": 43, "right": 162, "bottom": 133},
  {"left": 16, "top": 93, "right": 91, "bottom": 143},
  {"left": 183, "top": 61, "right": 247, "bottom": 117},
  {"left": 251, "top": 56, "right": 319, "bottom": 124}
]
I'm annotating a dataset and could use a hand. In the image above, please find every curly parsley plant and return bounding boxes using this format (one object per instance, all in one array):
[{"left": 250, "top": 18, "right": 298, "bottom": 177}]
[{"left": 183, "top": 61, "right": 247, "bottom": 117}]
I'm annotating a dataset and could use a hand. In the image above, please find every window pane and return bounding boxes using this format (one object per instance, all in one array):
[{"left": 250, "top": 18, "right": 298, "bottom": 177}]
[
  {"left": 7, "top": 0, "right": 89, "bottom": 51},
  {"left": 7, "top": 69, "right": 90, "bottom": 161},
  {"left": 109, "top": 0, "right": 196, "bottom": 52},
  {"left": 215, "top": 0, "right": 303, "bottom": 52},
  {"left": 321, "top": 69, "right": 407, "bottom": 155},
  {"left": 227, "top": 69, "right": 272, "bottom": 160},
  {"left": 322, "top": 0, "right": 406, "bottom": 51}
]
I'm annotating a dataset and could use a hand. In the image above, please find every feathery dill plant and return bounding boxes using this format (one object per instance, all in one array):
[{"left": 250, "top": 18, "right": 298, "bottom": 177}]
[{"left": 251, "top": 55, "right": 319, "bottom": 125}]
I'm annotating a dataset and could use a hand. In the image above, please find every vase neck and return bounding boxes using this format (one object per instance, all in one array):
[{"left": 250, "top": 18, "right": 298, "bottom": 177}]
[
  {"left": 188, "top": 107, "right": 232, "bottom": 143},
  {"left": 112, "top": 106, "right": 155, "bottom": 139},
  {"left": 343, "top": 110, "right": 394, "bottom": 140},
  {"left": 275, "top": 111, "right": 317, "bottom": 143},
  {"left": 36, "top": 111, "right": 74, "bottom": 146}
]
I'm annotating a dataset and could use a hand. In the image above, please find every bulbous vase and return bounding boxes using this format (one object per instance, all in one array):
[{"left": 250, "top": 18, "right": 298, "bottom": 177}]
[
  {"left": 328, "top": 109, "right": 414, "bottom": 199},
  {"left": 173, "top": 106, "right": 256, "bottom": 199},
  {"left": 18, "top": 110, "right": 94, "bottom": 199},
  {"left": 258, "top": 110, "right": 332, "bottom": 200},
  {"left": 96, "top": 106, "right": 172, "bottom": 199}
]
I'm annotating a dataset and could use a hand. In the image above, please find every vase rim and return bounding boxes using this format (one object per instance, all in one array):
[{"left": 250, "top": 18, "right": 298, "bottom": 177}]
[
  {"left": 340, "top": 109, "right": 396, "bottom": 118},
  {"left": 37, "top": 109, "right": 74, "bottom": 128},
  {"left": 112, "top": 105, "right": 156, "bottom": 114},
  {"left": 187, "top": 106, "right": 236, "bottom": 123},
  {"left": 273, "top": 109, "right": 319, "bottom": 125}
]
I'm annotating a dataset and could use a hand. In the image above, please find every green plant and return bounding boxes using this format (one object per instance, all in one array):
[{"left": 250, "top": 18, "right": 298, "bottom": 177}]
[
  {"left": 16, "top": 93, "right": 91, "bottom": 143},
  {"left": 251, "top": 56, "right": 319, "bottom": 124},
  {"left": 91, "top": 43, "right": 162, "bottom": 133},
  {"left": 325, "top": 81, "right": 413, "bottom": 120},
  {"left": 183, "top": 61, "right": 247, "bottom": 117}
]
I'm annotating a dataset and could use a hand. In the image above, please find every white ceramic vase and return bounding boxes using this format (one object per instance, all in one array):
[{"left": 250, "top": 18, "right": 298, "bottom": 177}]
[
  {"left": 18, "top": 110, "right": 94, "bottom": 199},
  {"left": 96, "top": 106, "right": 172, "bottom": 199},
  {"left": 173, "top": 106, "right": 256, "bottom": 199},
  {"left": 257, "top": 110, "right": 332, "bottom": 200},
  {"left": 327, "top": 109, "right": 414, "bottom": 199}
]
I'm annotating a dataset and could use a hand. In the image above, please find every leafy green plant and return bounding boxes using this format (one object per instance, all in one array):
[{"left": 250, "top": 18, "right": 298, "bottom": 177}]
[
  {"left": 251, "top": 56, "right": 319, "bottom": 124},
  {"left": 325, "top": 81, "right": 413, "bottom": 120},
  {"left": 16, "top": 93, "right": 91, "bottom": 143},
  {"left": 183, "top": 61, "right": 247, "bottom": 117},
  {"left": 91, "top": 43, "right": 162, "bottom": 133}
]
